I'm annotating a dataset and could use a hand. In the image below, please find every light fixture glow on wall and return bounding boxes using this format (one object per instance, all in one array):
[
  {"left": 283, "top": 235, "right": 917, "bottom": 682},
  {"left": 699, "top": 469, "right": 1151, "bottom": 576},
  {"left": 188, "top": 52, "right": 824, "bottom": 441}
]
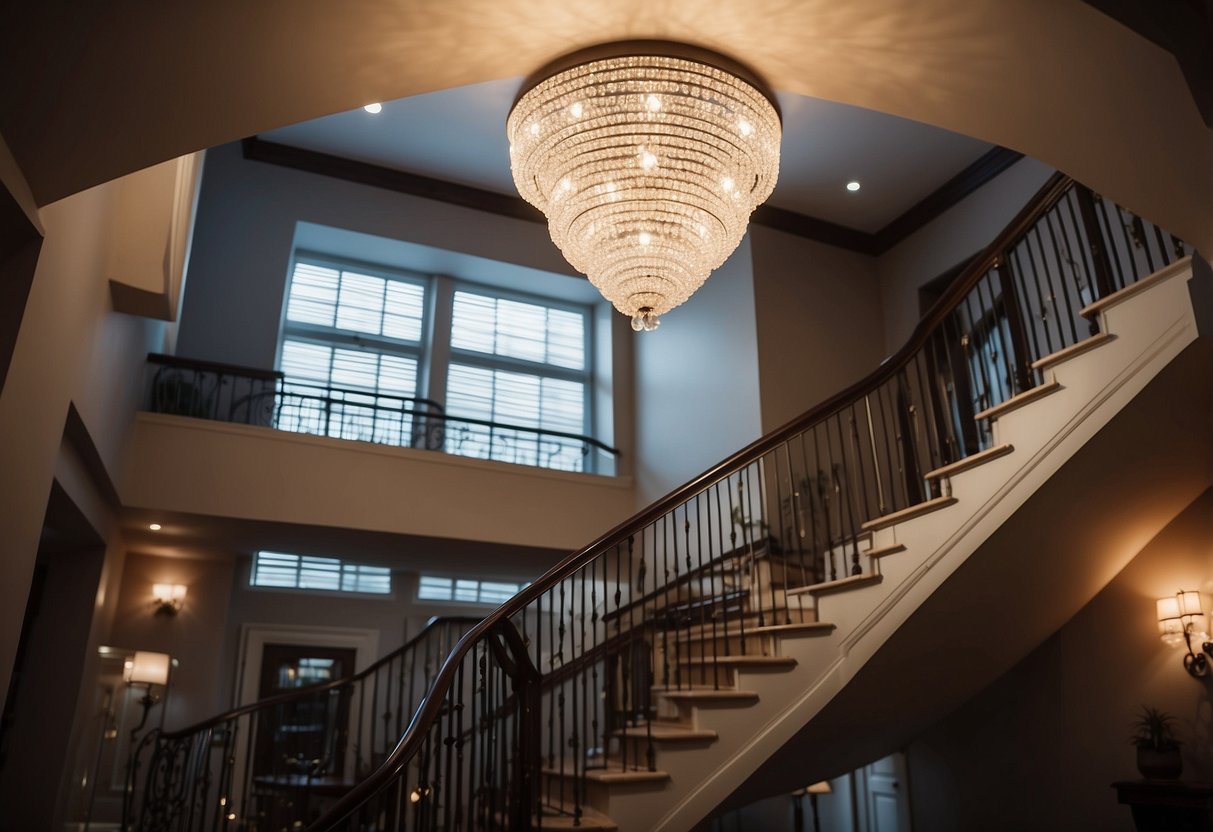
[
  {"left": 152, "top": 583, "right": 187, "bottom": 616},
  {"left": 508, "top": 42, "right": 781, "bottom": 331},
  {"left": 1156, "top": 590, "right": 1212, "bottom": 677}
]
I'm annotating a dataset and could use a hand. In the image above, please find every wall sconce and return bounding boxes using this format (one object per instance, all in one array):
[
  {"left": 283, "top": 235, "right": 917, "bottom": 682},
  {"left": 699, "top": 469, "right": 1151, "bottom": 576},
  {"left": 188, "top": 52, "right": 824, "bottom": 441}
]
[
  {"left": 123, "top": 650, "right": 171, "bottom": 736},
  {"left": 152, "top": 583, "right": 187, "bottom": 616},
  {"left": 1157, "top": 590, "right": 1212, "bottom": 677}
]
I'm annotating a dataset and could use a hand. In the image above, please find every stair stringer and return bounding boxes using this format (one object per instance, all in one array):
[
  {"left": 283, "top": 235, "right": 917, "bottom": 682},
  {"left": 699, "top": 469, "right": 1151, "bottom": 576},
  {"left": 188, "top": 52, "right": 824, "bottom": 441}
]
[{"left": 595, "top": 258, "right": 1212, "bottom": 832}]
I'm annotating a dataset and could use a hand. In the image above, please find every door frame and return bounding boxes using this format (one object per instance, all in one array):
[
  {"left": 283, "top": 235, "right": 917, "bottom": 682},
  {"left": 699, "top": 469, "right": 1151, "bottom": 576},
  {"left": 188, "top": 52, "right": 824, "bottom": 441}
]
[{"left": 234, "top": 623, "right": 379, "bottom": 709}]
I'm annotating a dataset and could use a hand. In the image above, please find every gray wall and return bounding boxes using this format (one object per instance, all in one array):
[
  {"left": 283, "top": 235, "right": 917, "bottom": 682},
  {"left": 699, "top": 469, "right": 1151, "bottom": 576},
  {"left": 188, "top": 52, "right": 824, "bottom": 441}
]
[
  {"left": 907, "top": 487, "right": 1213, "bottom": 831},
  {"left": 177, "top": 142, "right": 583, "bottom": 370},
  {"left": 876, "top": 157, "right": 1056, "bottom": 353},
  {"left": 632, "top": 235, "right": 763, "bottom": 504}
]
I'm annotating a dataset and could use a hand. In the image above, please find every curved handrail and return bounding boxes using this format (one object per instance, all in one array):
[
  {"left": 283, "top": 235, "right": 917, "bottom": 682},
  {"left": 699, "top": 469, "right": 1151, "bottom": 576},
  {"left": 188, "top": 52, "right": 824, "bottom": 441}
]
[
  {"left": 155, "top": 615, "right": 481, "bottom": 740},
  {"left": 309, "top": 173, "right": 1074, "bottom": 825},
  {"left": 309, "top": 172, "right": 1191, "bottom": 828}
]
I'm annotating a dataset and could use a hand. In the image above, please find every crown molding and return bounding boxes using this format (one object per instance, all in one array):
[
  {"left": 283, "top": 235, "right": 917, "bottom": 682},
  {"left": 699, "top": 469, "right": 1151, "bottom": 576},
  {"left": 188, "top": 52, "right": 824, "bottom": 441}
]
[{"left": 242, "top": 137, "right": 1023, "bottom": 258}]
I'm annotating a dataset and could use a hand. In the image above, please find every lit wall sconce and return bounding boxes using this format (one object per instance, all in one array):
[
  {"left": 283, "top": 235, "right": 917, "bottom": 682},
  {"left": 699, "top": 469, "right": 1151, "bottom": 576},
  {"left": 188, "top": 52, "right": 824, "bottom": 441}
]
[
  {"left": 152, "top": 583, "right": 187, "bottom": 616},
  {"left": 1157, "top": 590, "right": 1212, "bottom": 677},
  {"left": 123, "top": 650, "right": 171, "bottom": 737}
]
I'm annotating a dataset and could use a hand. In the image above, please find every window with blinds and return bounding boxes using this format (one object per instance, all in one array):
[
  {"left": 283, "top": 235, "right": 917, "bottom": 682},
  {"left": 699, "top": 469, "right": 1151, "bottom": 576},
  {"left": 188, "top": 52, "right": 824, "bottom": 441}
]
[
  {"left": 250, "top": 551, "right": 393, "bottom": 595},
  {"left": 276, "top": 255, "right": 600, "bottom": 473},
  {"left": 279, "top": 259, "right": 426, "bottom": 445},
  {"left": 416, "top": 574, "right": 528, "bottom": 605},
  {"left": 445, "top": 290, "right": 590, "bottom": 471}
]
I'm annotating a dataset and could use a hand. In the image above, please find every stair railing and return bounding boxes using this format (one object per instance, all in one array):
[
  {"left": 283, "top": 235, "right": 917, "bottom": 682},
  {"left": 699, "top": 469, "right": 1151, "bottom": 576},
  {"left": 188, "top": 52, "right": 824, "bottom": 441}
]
[
  {"left": 308, "top": 175, "right": 1191, "bottom": 830},
  {"left": 123, "top": 616, "right": 478, "bottom": 831}
]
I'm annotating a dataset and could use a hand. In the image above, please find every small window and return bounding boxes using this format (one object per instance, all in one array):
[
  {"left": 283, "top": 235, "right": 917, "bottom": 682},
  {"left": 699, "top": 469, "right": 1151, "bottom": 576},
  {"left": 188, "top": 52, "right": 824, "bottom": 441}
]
[
  {"left": 417, "top": 574, "right": 527, "bottom": 605},
  {"left": 251, "top": 551, "right": 392, "bottom": 595}
]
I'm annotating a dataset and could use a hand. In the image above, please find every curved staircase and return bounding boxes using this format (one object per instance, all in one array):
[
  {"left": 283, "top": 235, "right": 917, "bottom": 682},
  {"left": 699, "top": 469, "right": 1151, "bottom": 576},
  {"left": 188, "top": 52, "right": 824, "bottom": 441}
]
[{"left": 127, "top": 176, "right": 1210, "bottom": 831}]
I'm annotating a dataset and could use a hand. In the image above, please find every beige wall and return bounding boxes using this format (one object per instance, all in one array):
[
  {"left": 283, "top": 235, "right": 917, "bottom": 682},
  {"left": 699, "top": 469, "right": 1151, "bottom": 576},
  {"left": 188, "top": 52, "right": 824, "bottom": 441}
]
[
  {"left": 6, "top": 2, "right": 1210, "bottom": 257},
  {"left": 0, "top": 176, "right": 164, "bottom": 701},
  {"left": 907, "top": 487, "right": 1213, "bottom": 831},
  {"left": 109, "top": 552, "right": 235, "bottom": 727},
  {"left": 750, "top": 226, "right": 886, "bottom": 431}
]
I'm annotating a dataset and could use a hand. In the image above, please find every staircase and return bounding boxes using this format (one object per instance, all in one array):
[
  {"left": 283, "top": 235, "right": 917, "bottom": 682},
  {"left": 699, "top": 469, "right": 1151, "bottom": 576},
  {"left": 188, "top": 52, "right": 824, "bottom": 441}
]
[{"left": 128, "top": 176, "right": 1209, "bottom": 831}]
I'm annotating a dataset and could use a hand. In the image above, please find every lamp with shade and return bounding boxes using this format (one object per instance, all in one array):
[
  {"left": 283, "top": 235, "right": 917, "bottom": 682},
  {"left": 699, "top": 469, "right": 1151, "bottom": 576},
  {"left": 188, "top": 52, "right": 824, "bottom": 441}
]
[{"left": 1157, "top": 590, "right": 1213, "bottom": 677}]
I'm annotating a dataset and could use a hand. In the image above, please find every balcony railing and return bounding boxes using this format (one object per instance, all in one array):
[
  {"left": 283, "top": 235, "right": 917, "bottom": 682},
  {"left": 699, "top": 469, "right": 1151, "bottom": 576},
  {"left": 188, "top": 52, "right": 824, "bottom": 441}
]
[{"left": 142, "top": 353, "right": 620, "bottom": 474}]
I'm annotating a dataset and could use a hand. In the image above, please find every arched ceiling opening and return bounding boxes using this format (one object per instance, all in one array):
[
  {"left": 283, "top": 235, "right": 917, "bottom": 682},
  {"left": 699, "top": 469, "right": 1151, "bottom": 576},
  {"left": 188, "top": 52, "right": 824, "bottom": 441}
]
[{"left": 2, "top": 0, "right": 1210, "bottom": 249}]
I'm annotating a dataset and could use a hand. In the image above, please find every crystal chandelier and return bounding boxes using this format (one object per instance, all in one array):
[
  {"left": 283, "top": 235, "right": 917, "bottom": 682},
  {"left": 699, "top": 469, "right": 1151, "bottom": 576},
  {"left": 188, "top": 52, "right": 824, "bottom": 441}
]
[{"left": 508, "top": 43, "right": 781, "bottom": 331}]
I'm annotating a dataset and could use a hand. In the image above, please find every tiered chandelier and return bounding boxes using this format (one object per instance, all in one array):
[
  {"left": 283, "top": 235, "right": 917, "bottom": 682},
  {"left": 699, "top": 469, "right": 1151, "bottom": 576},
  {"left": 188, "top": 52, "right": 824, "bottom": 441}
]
[{"left": 508, "top": 43, "right": 781, "bottom": 331}]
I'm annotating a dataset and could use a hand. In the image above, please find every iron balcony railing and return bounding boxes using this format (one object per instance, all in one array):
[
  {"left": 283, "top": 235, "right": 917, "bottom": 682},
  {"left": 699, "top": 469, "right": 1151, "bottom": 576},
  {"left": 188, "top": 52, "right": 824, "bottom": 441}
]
[
  {"left": 294, "top": 175, "right": 1192, "bottom": 831},
  {"left": 123, "top": 617, "right": 479, "bottom": 832},
  {"left": 141, "top": 354, "right": 620, "bottom": 475}
]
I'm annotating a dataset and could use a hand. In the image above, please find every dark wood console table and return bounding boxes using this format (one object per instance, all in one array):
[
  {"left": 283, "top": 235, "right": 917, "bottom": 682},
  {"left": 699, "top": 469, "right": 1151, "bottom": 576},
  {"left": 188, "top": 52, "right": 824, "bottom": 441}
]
[{"left": 1113, "top": 780, "right": 1213, "bottom": 832}]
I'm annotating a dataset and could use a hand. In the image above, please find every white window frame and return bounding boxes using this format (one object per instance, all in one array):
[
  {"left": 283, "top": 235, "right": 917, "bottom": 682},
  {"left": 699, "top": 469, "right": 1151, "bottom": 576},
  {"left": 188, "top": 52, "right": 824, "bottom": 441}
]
[
  {"left": 416, "top": 574, "right": 531, "bottom": 606},
  {"left": 249, "top": 550, "right": 395, "bottom": 598},
  {"left": 277, "top": 252, "right": 604, "bottom": 473}
]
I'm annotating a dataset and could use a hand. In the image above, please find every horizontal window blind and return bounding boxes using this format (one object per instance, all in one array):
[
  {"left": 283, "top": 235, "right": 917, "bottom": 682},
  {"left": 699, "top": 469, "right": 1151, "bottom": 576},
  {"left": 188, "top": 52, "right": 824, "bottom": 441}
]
[
  {"left": 451, "top": 291, "right": 585, "bottom": 370},
  {"left": 251, "top": 551, "right": 392, "bottom": 595},
  {"left": 417, "top": 574, "right": 528, "bottom": 605},
  {"left": 286, "top": 261, "right": 425, "bottom": 343}
]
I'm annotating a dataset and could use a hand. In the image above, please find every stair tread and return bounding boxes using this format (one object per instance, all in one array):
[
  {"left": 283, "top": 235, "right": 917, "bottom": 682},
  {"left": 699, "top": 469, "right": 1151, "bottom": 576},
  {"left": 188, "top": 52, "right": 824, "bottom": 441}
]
[
  {"left": 973, "top": 381, "right": 1062, "bottom": 422},
  {"left": 788, "top": 573, "right": 883, "bottom": 597},
  {"left": 924, "top": 444, "right": 1014, "bottom": 481},
  {"left": 535, "top": 804, "right": 619, "bottom": 830},
  {"left": 675, "top": 655, "right": 796, "bottom": 668},
  {"left": 614, "top": 725, "right": 718, "bottom": 742},
  {"left": 748, "top": 621, "right": 836, "bottom": 636},
  {"left": 655, "top": 688, "right": 759, "bottom": 703},
  {"left": 1080, "top": 256, "right": 1190, "bottom": 319},
  {"left": 544, "top": 761, "right": 670, "bottom": 784},
  {"left": 1031, "top": 332, "right": 1115, "bottom": 369},
  {"left": 862, "top": 495, "right": 959, "bottom": 532},
  {"left": 864, "top": 543, "right": 907, "bottom": 559}
]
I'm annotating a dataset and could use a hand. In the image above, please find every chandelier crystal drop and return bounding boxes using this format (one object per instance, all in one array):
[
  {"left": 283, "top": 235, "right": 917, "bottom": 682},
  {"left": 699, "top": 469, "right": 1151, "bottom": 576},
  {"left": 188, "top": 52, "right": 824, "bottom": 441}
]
[{"left": 508, "top": 46, "right": 781, "bottom": 330}]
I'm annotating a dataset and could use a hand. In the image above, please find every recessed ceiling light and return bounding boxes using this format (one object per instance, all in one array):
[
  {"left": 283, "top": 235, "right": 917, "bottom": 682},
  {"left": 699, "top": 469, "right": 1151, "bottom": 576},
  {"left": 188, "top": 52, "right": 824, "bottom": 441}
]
[
  {"left": 846, "top": 181, "right": 861, "bottom": 192},
  {"left": 363, "top": 102, "right": 383, "bottom": 114},
  {"left": 149, "top": 523, "right": 162, "bottom": 531}
]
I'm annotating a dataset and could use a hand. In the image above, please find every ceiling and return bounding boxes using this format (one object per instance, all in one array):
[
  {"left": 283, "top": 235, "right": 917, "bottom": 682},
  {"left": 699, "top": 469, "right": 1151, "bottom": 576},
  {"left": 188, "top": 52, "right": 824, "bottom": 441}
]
[{"left": 262, "top": 78, "right": 994, "bottom": 235}]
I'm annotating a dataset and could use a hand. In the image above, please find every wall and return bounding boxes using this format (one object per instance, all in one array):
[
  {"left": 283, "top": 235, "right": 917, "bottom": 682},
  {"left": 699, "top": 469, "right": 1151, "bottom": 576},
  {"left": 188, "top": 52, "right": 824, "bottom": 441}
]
[
  {"left": 633, "top": 235, "right": 763, "bottom": 504},
  {"left": 750, "top": 226, "right": 886, "bottom": 431},
  {"left": 876, "top": 157, "right": 1055, "bottom": 352},
  {"left": 109, "top": 552, "right": 236, "bottom": 727},
  {"left": 906, "top": 487, "right": 1213, "bottom": 831},
  {"left": 177, "top": 142, "right": 584, "bottom": 370},
  {"left": 0, "top": 174, "right": 164, "bottom": 702}
]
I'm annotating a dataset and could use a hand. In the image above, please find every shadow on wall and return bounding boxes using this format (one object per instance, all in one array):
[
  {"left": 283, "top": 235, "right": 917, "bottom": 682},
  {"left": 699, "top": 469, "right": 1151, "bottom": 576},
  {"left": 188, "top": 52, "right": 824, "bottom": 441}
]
[{"left": 906, "top": 486, "right": 1213, "bottom": 831}]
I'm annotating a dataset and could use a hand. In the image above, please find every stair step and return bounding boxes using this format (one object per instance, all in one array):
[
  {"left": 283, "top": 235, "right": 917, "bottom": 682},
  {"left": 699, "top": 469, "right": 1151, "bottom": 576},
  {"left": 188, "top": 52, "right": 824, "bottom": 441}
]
[
  {"left": 924, "top": 444, "right": 1014, "bottom": 482},
  {"left": 862, "top": 495, "right": 959, "bottom": 533},
  {"left": 614, "top": 725, "right": 718, "bottom": 742},
  {"left": 535, "top": 805, "right": 619, "bottom": 830},
  {"left": 544, "top": 762, "right": 670, "bottom": 785},
  {"left": 748, "top": 621, "right": 836, "bottom": 637},
  {"left": 1080, "top": 256, "right": 1190, "bottom": 319},
  {"left": 667, "top": 618, "right": 830, "bottom": 643},
  {"left": 655, "top": 688, "right": 759, "bottom": 705},
  {"left": 675, "top": 655, "right": 796, "bottom": 669},
  {"left": 974, "top": 381, "right": 1062, "bottom": 422},
  {"left": 1031, "top": 332, "right": 1115, "bottom": 370},
  {"left": 788, "top": 573, "right": 883, "bottom": 598},
  {"left": 864, "top": 543, "right": 907, "bottom": 559}
]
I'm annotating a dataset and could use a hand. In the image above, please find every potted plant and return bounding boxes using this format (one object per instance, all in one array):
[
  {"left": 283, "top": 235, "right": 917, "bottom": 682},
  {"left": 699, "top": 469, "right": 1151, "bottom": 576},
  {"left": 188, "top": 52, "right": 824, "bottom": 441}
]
[{"left": 1130, "top": 705, "right": 1183, "bottom": 779}]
